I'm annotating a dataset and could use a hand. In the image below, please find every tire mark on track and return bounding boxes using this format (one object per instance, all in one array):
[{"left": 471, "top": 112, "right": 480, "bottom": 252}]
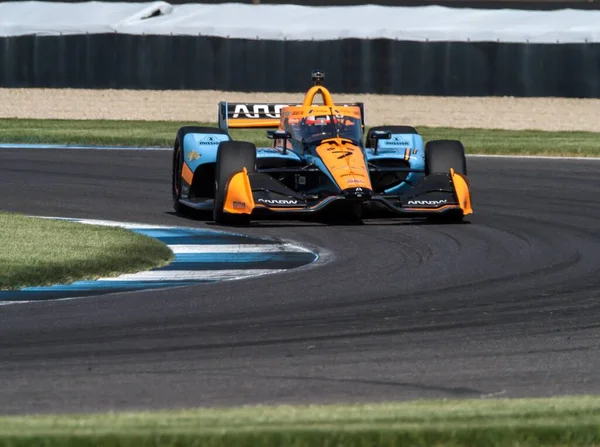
[{"left": 1, "top": 153, "right": 600, "bottom": 412}]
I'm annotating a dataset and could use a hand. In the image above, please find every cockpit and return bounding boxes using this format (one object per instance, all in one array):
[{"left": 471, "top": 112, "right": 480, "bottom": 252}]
[{"left": 289, "top": 113, "right": 363, "bottom": 144}]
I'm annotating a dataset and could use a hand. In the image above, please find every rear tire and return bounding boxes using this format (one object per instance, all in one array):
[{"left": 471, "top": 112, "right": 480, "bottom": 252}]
[
  {"left": 425, "top": 139, "right": 467, "bottom": 175},
  {"left": 172, "top": 126, "right": 229, "bottom": 215},
  {"left": 365, "top": 125, "right": 418, "bottom": 148},
  {"left": 213, "top": 141, "right": 257, "bottom": 225}
]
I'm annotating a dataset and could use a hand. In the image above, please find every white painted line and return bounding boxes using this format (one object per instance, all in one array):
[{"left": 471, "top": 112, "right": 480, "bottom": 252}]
[
  {"left": 0, "top": 143, "right": 168, "bottom": 151},
  {"left": 77, "top": 220, "right": 176, "bottom": 229},
  {"left": 480, "top": 390, "right": 507, "bottom": 398},
  {"left": 98, "top": 269, "right": 286, "bottom": 281},
  {"left": 34, "top": 217, "right": 178, "bottom": 229},
  {"left": 467, "top": 154, "right": 600, "bottom": 161},
  {"left": 170, "top": 244, "right": 310, "bottom": 254}
]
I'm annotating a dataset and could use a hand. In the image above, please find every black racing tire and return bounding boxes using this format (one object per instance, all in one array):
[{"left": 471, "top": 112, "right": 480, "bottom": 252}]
[
  {"left": 424, "top": 140, "right": 468, "bottom": 224},
  {"left": 213, "top": 141, "right": 257, "bottom": 225},
  {"left": 425, "top": 139, "right": 467, "bottom": 176},
  {"left": 365, "top": 125, "right": 419, "bottom": 148},
  {"left": 172, "top": 126, "right": 229, "bottom": 215},
  {"left": 172, "top": 142, "right": 187, "bottom": 215}
]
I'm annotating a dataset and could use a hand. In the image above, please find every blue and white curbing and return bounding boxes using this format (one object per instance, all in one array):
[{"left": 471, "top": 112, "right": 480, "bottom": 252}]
[{"left": 0, "top": 218, "right": 318, "bottom": 303}]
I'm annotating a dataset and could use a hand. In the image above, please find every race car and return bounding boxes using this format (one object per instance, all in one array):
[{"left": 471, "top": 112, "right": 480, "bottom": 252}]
[{"left": 171, "top": 70, "right": 472, "bottom": 225}]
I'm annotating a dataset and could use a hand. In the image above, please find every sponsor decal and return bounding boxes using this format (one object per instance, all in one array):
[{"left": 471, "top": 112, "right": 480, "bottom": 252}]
[
  {"left": 196, "top": 135, "right": 221, "bottom": 145},
  {"left": 334, "top": 151, "right": 353, "bottom": 159},
  {"left": 257, "top": 198, "right": 299, "bottom": 206},
  {"left": 233, "top": 201, "right": 246, "bottom": 209},
  {"left": 341, "top": 173, "right": 365, "bottom": 177},
  {"left": 384, "top": 137, "right": 410, "bottom": 146},
  {"left": 231, "top": 104, "right": 288, "bottom": 119},
  {"left": 407, "top": 199, "right": 448, "bottom": 206},
  {"left": 187, "top": 150, "right": 200, "bottom": 161},
  {"left": 347, "top": 178, "right": 365, "bottom": 184}
]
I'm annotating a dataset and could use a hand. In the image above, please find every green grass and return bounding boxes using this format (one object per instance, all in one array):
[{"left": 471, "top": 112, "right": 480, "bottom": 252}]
[
  {"left": 0, "top": 118, "right": 186, "bottom": 147},
  {"left": 1, "top": 118, "right": 600, "bottom": 157},
  {"left": 1, "top": 396, "right": 600, "bottom": 446},
  {"left": 0, "top": 212, "right": 173, "bottom": 290}
]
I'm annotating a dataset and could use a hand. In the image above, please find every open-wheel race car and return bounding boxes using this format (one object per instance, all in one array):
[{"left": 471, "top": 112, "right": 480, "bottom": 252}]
[{"left": 172, "top": 70, "right": 473, "bottom": 225}]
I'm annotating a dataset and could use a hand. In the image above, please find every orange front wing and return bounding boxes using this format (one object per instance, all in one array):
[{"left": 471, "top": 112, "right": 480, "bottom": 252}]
[{"left": 220, "top": 168, "right": 473, "bottom": 219}]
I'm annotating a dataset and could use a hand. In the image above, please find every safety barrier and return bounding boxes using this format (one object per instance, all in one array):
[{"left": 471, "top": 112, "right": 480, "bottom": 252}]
[
  {"left": 1, "top": 2, "right": 599, "bottom": 97},
  {"left": 2, "top": 34, "right": 599, "bottom": 97}
]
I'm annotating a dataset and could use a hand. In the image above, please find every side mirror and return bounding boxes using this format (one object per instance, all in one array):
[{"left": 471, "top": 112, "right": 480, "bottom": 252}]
[
  {"left": 267, "top": 130, "right": 292, "bottom": 154},
  {"left": 372, "top": 130, "right": 391, "bottom": 140},
  {"left": 370, "top": 130, "right": 392, "bottom": 155},
  {"left": 267, "top": 130, "right": 291, "bottom": 140}
]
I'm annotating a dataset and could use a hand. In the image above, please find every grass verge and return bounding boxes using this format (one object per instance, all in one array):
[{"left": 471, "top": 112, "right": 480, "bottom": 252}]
[
  {"left": 0, "top": 396, "right": 600, "bottom": 446},
  {"left": 1, "top": 118, "right": 600, "bottom": 157},
  {"left": 0, "top": 212, "right": 173, "bottom": 290}
]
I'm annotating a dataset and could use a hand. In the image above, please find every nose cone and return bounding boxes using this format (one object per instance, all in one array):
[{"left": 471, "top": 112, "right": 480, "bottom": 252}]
[
  {"left": 316, "top": 139, "right": 373, "bottom": 191},
  {"left": 342, "top": 187, "right": 373, "bottom": 200}
]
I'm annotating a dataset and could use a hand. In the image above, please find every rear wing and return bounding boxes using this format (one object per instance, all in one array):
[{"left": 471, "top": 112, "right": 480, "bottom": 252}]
[
  {"left": 218, "top": 103, "right": 289, "bottom": 130},
  {"left": 218, "top": 102, "right": 365, "bottom": 131}
]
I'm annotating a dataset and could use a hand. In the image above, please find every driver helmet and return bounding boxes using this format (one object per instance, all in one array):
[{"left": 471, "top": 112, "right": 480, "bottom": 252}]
[{"left": 303, "top": 115, "right": 335, "bottom": 137}]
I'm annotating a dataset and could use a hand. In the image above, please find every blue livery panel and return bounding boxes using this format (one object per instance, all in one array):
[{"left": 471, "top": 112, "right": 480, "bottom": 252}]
[
  {"left": 365, "top": 133, "right": 426, "bottom": 194},
  {"left": 183, "top": 133, "right": 230, "bottom": 171},
  {"left": 256, "top": 147, "right": 302, "bottom": 162}
]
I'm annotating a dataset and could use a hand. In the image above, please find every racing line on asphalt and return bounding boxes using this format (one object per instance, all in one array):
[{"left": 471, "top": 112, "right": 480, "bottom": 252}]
[{"left": 0, "top": 146, "right": 600, "bottom": 414}]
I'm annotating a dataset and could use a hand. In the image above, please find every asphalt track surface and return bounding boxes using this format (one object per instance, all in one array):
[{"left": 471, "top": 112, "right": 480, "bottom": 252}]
[{"left": 1, "top": 148, "right": 600, "bottom": 415}]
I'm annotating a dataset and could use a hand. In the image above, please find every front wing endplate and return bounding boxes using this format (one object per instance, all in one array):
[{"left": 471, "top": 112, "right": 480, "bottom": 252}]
[{"left": 223, "top": 168, "right": 255, "bottom": 214}]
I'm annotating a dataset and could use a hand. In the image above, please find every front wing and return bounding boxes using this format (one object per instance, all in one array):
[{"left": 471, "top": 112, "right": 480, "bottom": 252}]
[{"left": 222, "top": 168, "right": 472, "bottom": 218}]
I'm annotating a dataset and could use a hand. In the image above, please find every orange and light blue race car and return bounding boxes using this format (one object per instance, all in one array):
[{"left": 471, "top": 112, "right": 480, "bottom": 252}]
[{"left": 172, "top": 70, "right": 472, "bottom": 225}]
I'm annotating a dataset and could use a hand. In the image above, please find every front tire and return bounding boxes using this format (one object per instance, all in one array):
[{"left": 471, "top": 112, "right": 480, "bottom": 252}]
[
  {"left": 213, "top": 141, "right": 257, "bottom": 225},
  {"left": 424, "top": 140, "right": 468, "bottom": 223},
  {"left": 425, "top": 139, "right": 467, "bottom": 175}
]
